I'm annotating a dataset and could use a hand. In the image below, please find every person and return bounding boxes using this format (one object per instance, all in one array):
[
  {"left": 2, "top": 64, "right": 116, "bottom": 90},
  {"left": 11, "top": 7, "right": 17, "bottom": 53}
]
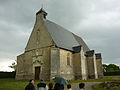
[
  {"left": 25, "top": 79, "right": 35, "bottom": 90},
  {"left": 60, "top": 84, "right": 64, "bottom": 90},
  {"left": 54, "top": 83, "right": 62, "bottom": 90},
  {"left": 79, "top": 83, "right": 85, "bottom": 90},
  {"left": 67, "top": 84, "right": 72, "bottom": 90},
  {"left": 48, "top": 83, "right": 54, "bottom": 90},
  {"left": 37, "top": 79, "right": 48, "bottom": 90}
]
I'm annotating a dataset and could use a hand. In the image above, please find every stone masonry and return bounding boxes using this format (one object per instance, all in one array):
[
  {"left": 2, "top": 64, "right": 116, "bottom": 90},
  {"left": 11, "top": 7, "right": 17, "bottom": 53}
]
[{"left": 16, "top": 8, "right": 103, "bottom": 80}]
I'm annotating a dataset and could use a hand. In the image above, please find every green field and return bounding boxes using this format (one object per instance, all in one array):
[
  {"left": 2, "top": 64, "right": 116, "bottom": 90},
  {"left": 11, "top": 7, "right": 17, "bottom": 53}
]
[
  {"left": 0, "top": 79, "right": 27, "bottom": 90},
  {"left": 0, "top": 76, "right": 120, "bottom": 90},
  {"left": 0, "top": 79, "right": 44, "bottom": 90}
]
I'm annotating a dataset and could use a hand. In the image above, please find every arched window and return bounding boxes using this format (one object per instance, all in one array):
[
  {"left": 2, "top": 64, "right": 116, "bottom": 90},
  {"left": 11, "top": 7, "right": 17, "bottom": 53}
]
[{"left": 67, "top": 53, "right": 71, "bottom": 66}]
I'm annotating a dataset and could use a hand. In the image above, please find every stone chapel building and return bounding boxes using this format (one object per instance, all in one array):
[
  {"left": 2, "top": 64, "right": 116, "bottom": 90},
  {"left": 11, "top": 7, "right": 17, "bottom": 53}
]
[{"left": 16, "top": 8, "right": 103, "bottom": 80}]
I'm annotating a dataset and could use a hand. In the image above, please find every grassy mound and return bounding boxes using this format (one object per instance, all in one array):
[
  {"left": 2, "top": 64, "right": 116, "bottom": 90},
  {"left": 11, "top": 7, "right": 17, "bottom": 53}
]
[{"left": 93, "top": 82, "right": 120, "bottom": 90}]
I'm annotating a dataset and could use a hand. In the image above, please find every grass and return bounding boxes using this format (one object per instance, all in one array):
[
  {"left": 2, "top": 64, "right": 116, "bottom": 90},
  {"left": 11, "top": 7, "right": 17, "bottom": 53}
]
[
  {"left": 91, "top": 76, "right": 120, "bottom": 90},
  {"left": 69, "top": 76, "right": 120, "bottom": 83},
  {"left": 0, "top": 78, "right": 27, "bottom": 90},
  {"left": 0, "top": 78, "right": 45, "bottom": 90},
  {"left": 0, "top": 78, "right": 55, "bottom": 90},
  {"left": 92, "top": 84, "right": 107, "bottom": 90},
  {"left": 92, "top": 82, "right": 120, "bottom": 90},
  {"left": 0, "top": 76, "right": 120, "bottom": 90}
]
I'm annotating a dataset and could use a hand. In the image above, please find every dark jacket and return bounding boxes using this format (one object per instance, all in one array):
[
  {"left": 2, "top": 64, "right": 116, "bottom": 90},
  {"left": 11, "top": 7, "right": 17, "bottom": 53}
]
[
  {"left": 37, "top": 82, "right": 48, "bottom": 90},
  {"left": 37, "top": 82, "right": 46, "bottom": 88},
  {"left": 25, "top": 83, "right": 35, "bottom": 90},
  {"left": 54, "top": 83, "right": 63, "bottom": 90}
]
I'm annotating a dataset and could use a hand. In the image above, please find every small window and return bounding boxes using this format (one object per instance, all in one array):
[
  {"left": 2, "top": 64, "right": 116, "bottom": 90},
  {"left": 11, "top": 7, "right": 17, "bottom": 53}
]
[
  {"left": 67, "top": 53, "right": 71, "bottom": 66},
  {"left": 36, "top": 29, "right": 40, "bottom": 43}
]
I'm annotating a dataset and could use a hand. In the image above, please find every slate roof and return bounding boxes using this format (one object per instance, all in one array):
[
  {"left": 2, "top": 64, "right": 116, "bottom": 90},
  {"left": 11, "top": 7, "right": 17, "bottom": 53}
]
[
  {"left": 72, "top": 34, "right": 90, "bottom": 52},
  {"left": 44, "top": 20, "right": 90, "bottom": 52},
  {"left": 72, "top": 46, "right": 81, "bottom": 53},
  {"left": 95, "top": 53, "right": 102, "bottom": 59},
  {"left": 85, "top": 50, "right": 94, "bottom": 57},
  {"left": 44, "top": 20, "right": 80, "bottom": 51}
]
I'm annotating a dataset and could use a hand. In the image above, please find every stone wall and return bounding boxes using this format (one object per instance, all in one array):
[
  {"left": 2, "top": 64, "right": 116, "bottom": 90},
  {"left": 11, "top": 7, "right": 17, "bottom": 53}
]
[
  {"left": 93, "top": 54, "right": 98, "bottom": 79},
  {"left": 38, "top": 47, "right": 51, "bottom": 80},
  {"left": 96, "top": 59, "right": 103, "bottom": 78},
  {"left": 16, "top": 11, "right": 54, "bottom": 80},
  {"left": 25, "top": 10, "right": 54, "bottom": 51},
  {"left": 50, "top": 48, "right": 60, "bottom": 80},
  {"left": 59, "top": 49, "right": 74, "bottom": 80},
  {"left": 86, "top": 54, "right": 98, "bottom": 79},
  {"left": 86, "top": 56, "right": 95, "bottom": 79},
  {"left": 16, "top": 51, "right": 34, "bottom": 80},
  {"left": 16, "top": 47, "right": 51, "bottom": 80},
  {"left": 80, "top": 47, "right": 87, "bottom": 80},
  {"left": 73, "top": 53, "right": 82, "bottom": 80},
  {"left": 16, "top": 54, "right": 26, "bottom": 80}
]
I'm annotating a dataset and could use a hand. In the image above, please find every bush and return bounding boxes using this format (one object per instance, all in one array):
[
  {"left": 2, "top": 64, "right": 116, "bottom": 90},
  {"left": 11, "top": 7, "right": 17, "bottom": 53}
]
[
  {"left": 0, "top": 72, "right": 16, "bottom": 78},
  {"left": 104, "top": 71, "right": 120, "bottom": 76}
]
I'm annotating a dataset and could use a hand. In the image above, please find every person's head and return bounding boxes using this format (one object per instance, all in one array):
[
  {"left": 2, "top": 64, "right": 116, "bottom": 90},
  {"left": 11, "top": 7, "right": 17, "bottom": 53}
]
[
  {"left": 67, "top": 84, "right": 71, "bottom": 89},
  {"left": 55, "top": 83, "right": 60, "bottom": 87},
  {"left": 52, "top": 77, "right": 55, "bottom": 80},
  {"left": 54, "top": 83, "right": 60, "bottom": 88},
  {"left": 40, "top": 79, "right": 44, "bottom": 82},
  {"left": 48, "top": 83, "right": 53, "bottom": 89},
  {"left": 29, "top": 79, "right": 34, "bottom": 84},
  {"left": 79, "top": 83, "right": 85, "bottom": 89}
]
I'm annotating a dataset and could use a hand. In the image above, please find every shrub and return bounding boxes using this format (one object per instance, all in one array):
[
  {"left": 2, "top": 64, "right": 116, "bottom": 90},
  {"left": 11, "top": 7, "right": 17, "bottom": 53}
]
[
  {"left": 104, "top": 71, "right": 120, "bottom": 76},
  {"left": 0, "top": 72, "right": 16, "bottom": 78}
]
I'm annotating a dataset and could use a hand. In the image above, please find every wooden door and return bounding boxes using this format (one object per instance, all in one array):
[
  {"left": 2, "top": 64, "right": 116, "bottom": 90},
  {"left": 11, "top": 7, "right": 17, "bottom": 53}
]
[{"left": 35, "top": 66, "right": 40, "bottom": 80}]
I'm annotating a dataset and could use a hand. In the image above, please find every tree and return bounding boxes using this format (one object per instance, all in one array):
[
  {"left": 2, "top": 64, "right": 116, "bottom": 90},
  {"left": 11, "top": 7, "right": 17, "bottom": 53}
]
[
  {"left": 103, "top": 64, "right": 108, "bottom": 72},
  {"left": 9, "top": 60, "right": 17, "bottom": 71},
  {"left": 103, "top": 64, "right": 120, "bottom": 72},
  {"left": 107, "top": 64, "right": 120, "bottom": 72}
]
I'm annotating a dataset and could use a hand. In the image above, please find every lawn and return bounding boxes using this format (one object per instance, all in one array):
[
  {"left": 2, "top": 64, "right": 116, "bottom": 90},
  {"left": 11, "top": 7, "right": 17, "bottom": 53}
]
[
  {"left": 0, "top": 79, "right": 27, "bottom": 90},
  {"left": 0, "top": 76, "right": 120, "bottom": 90},
  {"left": 0, "top": 79, "right": 43, "bottom": 90},
  {"left": 0, "top": 78, "right": 53, "bottom": 90}
]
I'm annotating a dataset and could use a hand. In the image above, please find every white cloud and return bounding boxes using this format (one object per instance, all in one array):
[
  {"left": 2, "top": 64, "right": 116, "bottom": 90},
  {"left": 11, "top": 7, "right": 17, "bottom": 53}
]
[{"left": 0, "top": 59, "right": 14, "bottom": 72}]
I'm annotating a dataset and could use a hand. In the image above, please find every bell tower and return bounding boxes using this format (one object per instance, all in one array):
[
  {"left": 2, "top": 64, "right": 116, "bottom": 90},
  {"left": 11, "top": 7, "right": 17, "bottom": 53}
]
[{"left": 36, "top": 8, "right": 47, "bottom": 19}]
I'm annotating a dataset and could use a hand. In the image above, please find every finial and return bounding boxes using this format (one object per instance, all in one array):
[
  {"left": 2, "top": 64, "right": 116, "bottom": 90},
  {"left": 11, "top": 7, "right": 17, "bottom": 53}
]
[{"left": 41, "top": 4, "right": 43, "bottom": 9}]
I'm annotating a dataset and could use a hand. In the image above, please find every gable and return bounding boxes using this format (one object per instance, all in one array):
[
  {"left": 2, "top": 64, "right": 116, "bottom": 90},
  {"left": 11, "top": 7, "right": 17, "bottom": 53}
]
[
  {"left": 25, "top": 19, "right": 54, "bottom": 51},
  {"left": 25, "top": 10, "right": 90, "bottom": 52}
]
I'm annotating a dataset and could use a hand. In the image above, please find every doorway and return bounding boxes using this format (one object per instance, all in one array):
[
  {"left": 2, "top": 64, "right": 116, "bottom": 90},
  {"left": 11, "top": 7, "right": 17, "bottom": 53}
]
[{"left": 35, "top": 66, "right": 41, "bottom": 80}]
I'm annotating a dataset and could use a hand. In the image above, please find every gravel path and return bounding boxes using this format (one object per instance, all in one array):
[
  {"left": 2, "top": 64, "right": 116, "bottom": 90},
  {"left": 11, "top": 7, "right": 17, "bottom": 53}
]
[{"left": 64, "top": 82, "right": 102, "bottom": 90}]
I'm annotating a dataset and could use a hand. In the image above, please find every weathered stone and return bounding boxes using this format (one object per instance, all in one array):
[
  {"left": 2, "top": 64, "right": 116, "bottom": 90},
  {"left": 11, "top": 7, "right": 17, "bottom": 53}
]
[{"left": 16, "top": 8, "right": 103, "bottom": 80}]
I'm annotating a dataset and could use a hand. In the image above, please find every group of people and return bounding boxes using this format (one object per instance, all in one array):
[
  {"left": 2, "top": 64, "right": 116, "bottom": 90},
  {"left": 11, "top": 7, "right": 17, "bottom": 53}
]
[{"left": 25, "top": 79, "right": 85, "bottom": 90}]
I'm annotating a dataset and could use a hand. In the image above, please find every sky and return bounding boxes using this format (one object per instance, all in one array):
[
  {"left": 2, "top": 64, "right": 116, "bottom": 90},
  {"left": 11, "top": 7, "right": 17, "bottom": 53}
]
[{"left": 0, "top": 0, "right": 120, "bottom": 71}]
